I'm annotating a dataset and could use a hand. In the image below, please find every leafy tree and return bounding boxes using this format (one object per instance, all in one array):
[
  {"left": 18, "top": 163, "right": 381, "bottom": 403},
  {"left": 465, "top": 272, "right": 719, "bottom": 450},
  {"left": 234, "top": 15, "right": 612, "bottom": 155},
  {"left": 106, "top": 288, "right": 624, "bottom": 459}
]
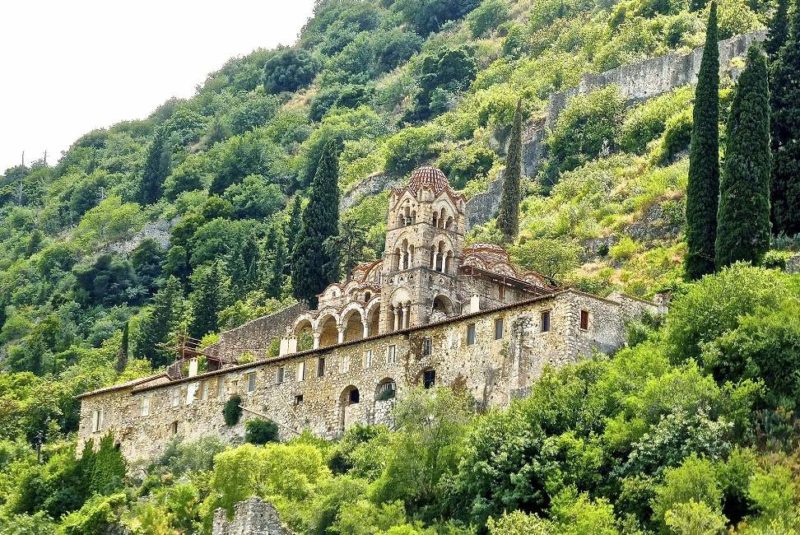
[
  {"left": 189, "top": 262, "right": 229, "bottom": 338},
  {"left": 497, "top": 100, "right": 523, "bottom": 242},
  {"left": 139, "top": 126, "right": 171, "bottom": 205},
  {"left": 664, "top": 500, "right": 727, "bottom": 535},
  {"left": 292, "top": 141, "right": 340, "bottom": 307},
  {"left": 511, "top": 238, "right": 581, "bottom": 279},
  {"left": 245, "top": 418, "right": 279, "bottom": 444},
  {"left": 685, "top": 2, "right": 720, "bottom": 280},
  {"left": 651, "top": 455, "right": 724, "bottom": 529},
  {"left": 467, "top": 0, "right": 510, "bottom": 37},
  {"left": 135, "top": 276, "right": 185, "bottom": 368},
  {"left": 263, "top": 47, "right": 318, "bottom": 93},
  {"left": 130, "top": 238, "right": 165, "bottom": 296},
  {"left": 374, "top": 30, "right": 423, "bottom": 72},
  {"left": 769, "top": 0, "right": 800, "bottom": 236},
  {"left": 764, "top": 0, "right": 789, "bottom": 58},
  {"left": 73, "top": 253, "right": 140, "bottom": 307},
  {"left": 715, "top": 45, "right": 771, "bottom": 269},
  {"left": 222, "top": 174, "right": 284, "bottom": 220},
  {"left": 411, "top": 47, "right": 477, "bottom": 120},
  {"left": 393, "top": 0, "right": 481, "bottom": 35},
  {"left": 383, "top": 125, "right": 443, "bottom": 176}
]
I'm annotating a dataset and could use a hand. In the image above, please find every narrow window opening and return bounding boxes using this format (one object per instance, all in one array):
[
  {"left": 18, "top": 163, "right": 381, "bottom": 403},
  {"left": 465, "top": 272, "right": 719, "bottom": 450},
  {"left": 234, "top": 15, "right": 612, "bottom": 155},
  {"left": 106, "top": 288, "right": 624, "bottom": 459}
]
[
  {"left": 294, "top": 394, "right": 304, "bottom": 406},
  {"left": 421, "top": 337, "right": 432, "bottom": 356},
  {"left": 466, "top": 324, "right": 476, "bottom": 345},
  {"left": 494, "top": 318, "right": 504, "bottom": 340},
  {"left": 387, "top": 345, "right": 397, "bottom": 364},
  {"left": 317, "top": 357, "right": 326, "bottom": 378},
  {"left": 541, "top": 311, "right": 551, "bottom": 332},
  {"left": 580, "top": 310, "right": 589, "bottom": 330},
  {"left": 423, "top": 369, "right": 436, "bottom": 389},
  {"left": 277, "top": 366, "right": 285, "bottom": 384}
]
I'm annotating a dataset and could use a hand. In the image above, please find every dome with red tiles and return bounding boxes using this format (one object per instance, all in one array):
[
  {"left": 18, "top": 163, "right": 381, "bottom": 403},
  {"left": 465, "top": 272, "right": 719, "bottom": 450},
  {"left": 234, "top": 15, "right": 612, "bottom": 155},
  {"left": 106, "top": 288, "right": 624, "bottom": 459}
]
[{"left": 408, "top": 166, "right": 450, "bottom": 194}]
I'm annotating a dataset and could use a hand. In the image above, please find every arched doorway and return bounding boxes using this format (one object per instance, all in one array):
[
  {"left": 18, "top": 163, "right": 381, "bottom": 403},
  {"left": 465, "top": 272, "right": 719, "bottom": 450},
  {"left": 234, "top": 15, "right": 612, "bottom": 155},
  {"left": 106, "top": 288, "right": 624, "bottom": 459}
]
[
  {"left": 341, "top": 309, "right": 364, "bottom": 342},
  {"left": 339, "top": 385, "right": 361, "bottom": 432},
  {"left": 294, "top": 318, "right": 314, "bottom": 351},
  {"left": 318, "top": 315, "right": 338, "bottom": 347},
  {"left": 432, "top": 295, "right": 454, "bottom": 320}
]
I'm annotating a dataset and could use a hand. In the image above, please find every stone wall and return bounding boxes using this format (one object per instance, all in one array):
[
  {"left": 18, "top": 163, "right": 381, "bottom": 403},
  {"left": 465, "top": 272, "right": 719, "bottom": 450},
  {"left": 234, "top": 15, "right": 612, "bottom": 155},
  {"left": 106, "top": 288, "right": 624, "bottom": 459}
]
[
  {"left": 213, "top": 498, "right": 292, "bottom": 535},
  {"left": 206, "top": 303, "right": 309, "bottom": 362},
  {"left": 78, "top": 290, "right": 659, "bottom": 463}
]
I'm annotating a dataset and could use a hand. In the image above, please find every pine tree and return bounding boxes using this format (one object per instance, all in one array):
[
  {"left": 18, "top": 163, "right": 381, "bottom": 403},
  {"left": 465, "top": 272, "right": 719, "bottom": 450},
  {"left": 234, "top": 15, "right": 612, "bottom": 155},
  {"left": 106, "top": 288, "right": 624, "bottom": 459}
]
[
  {"left": 285, "top": 195, "right": 303, "bottom": 258},
  {"left": 140, "top": 127, "right": 171, "bottom": 205},
  {"left": 292, "top": 141, "right": 340, "bottom": 308},
  {"left": 189, "top": 262, "right": 229, "bottom": 338},
  {"left": 765, "top": 0, "right": 789, "bottom": 59},
  {"left": 497, "top": 100, "right": 523, "bottom": 243},
  {"left": 685, "top": 2, "right": 720, "bottom": 280},
  {"left": 136, "top": 276, "right": 183, "bottom": 367},
  {"left": 716, "top": 45, "right": 772, "bottom": 269},
  {"left": 116, "top": 321, "right": 129, "bottom": 373},
  {"left": 770, "top": 0, "right": 800, "bottom": 236}
]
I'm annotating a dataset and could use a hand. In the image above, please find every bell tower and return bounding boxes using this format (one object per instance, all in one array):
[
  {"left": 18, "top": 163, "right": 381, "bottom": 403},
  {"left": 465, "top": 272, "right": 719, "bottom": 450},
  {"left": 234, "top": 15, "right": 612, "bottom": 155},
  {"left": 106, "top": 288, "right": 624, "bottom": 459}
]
[{"left": 379, "top": 167, "right": 467, "bottom": 333}]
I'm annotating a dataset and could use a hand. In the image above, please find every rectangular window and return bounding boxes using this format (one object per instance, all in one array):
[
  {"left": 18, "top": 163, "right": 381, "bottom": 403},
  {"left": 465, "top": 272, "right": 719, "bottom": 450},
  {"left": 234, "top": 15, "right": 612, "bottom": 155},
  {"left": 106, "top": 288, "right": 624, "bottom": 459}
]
[
  {"left": 498, "top": 285, "right": 505, "bottom": 302},
  {"left": 423, "top": 369, "right": 436, "bottom": 389},
  {"left": 91, "top": 409, "right": 103, "bottom": 432},
  {"left": 340, "top": 356, "right": 350, "bottom": 374},
  {"left": 317, "top": 357, "right": 326, "bottom": 378},
  {"left": 186, "top": 383, "right": 198, "bottom": 405},
  {"left": 201, "top": 381, "right": 210, "bottom": 400},
  {"left": 387, "top": 345, "right": 397, "bottom": 364},
  {"left": 171, "top": 389, "right": 180, "bottom": 408},
  {"left": 466, "top": 323, "right": 477, "bottom": 345},
  {"left": 364, "top": 350, "right": 373, "bottom": 368},
  {"left": 247, "top": 372, "right": 256, "bottom": 394},
  {"left": 294, "top": 394, "right": 304, "bottom": 406},
  {"left": 297, "top": 362, "right": 306, "bottom": 382},
  {"left": 277, "top": 366, "right": 285, "bottom": 384},
  {"left": 541, "top": 311, "right": 551, "bottom": 333},
  {"left": 580, "top": 310, "right": 590, "bottom": 330},
  {"left": 422, "top": 337, "right": 432, "bottom": 356},
  {"left": 171, "top": 421, "right": 178, "bottom": 435},
  {"left": 217, "top": 377, "right": 226, "bottom": 400},
  {"left": 494, "top": 318, "right": 504, "bottom": 340},
  {"left": 140, "top": 397, "right": 150, "bottom": 417}
]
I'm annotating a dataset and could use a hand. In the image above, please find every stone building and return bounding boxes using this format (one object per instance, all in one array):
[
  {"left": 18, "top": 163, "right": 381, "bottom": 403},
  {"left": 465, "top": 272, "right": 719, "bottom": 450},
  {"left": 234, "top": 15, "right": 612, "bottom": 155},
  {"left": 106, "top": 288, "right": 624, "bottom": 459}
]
[{"left": 77, "top": 167, "right": 661, "bottom": 463}]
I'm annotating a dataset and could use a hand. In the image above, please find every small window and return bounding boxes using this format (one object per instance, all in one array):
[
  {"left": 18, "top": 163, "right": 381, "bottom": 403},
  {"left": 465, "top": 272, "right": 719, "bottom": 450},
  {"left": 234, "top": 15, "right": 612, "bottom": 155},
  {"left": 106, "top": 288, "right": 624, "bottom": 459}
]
[
  {"left": 341, "top": 356, "right": 350, "bottom": 374},
  {"left": 186, "top": 383, "right": 198, "bottom": 405},
  {"left": 498, "top": 285, "right": 505, "bottom": 302},
  {"left": 377, "top": 380, "right": 396, "bottom": 400},
  {"left": 349, "top": 389, "right": 360, "bottom": 404},
  {"left": 297, "top": 362, "right": 306, "bottom": 382},
  {"left": 423, "top": 369, "right": 436, "bottom": 389},
  {"left": 580, "top": 310, "right": 590, "bottom": 330},
  {"left": 466, "top": 324, "right": 477, "bottom": 345},
  {"left": 170, "top": 421, "right": 178, "bottom": 435},
  {"left": 171, "top": 389, "right": 180, "bottom": 408},
  {"left": 317, "top": 357, "right": 326, "bottom": 378},
  {"left": 541, "top": 311, "right": 551, "bottom": 333},
  {"left": 494, "top": 318, "right": 504, "bottom": 340},
  {"left": 277, "top": 366, "right": 285, "bottom": 384},
  {"left": 91, "top": 409, "right": 103, "bottom": 432},
  {"left": 294, "top": 394, "right": 304, "bottom": 406},
  {"left": 140, "top": 397, "right": 150, "bottom": 417},
  {"left": 364, "top": 350, "right": 373, "bottom": 368},
  {"left": 217, "top": 377, "right": 226, "bottom": 400},
  {"left": 387, "top": 345, "right": 397, "bottom": 364},
  {"left": 421, "top": 337, "right": 432, "bottom": 356},
  {"left": 247, "top": 372, "right": 256, "bottom": 394},
  {"left": 201, "top": 381, "right": 210, "bottom": 400},
  {"left": 364, "top": 292, "right": 371, "bottom": 302}
]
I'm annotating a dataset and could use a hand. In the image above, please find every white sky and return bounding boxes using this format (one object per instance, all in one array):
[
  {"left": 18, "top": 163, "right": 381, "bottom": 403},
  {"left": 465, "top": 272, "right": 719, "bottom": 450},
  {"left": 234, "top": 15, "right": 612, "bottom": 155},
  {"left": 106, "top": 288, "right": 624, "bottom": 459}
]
[{"left": 0, "top": 0, "right": 316, "bottom": 172}]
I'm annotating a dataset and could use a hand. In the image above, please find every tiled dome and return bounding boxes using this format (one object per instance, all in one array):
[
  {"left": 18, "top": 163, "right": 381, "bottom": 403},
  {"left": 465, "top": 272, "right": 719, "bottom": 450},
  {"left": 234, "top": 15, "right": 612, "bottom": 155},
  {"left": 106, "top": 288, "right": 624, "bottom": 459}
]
[{"left": 408, "top": 166, "right": 450, "bottom": 194}]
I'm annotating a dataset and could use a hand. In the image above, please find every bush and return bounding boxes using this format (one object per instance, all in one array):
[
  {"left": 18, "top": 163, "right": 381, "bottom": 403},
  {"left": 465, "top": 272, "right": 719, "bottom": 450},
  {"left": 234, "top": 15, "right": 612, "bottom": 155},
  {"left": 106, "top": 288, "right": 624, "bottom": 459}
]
[
  {"left": 223, "top": 395, "right": 243, "bottom": 427},
  {"left": 437, "top": 145, "right": 496, "bottom": 189},
  {"left": 609, "top": 236, "right": 639, "bottom": 261},
  {"left": 654, "top": 108, "right": 693, "bottom": 165},
  {"left": 383, "top": 126, "right": 443, "bottom": 177},
  {"left": 262, "top": 47, "right": 318, "bottom": 94},
  {"left": 619, "top": 87, "right": 693, "bottom": 154},
  {"left": 467, "top": 0, "right": 510, "bottom": 37},
  {"left": 245, "top": 418, "right": 280, "bottom": 445},
  {"left": 651, "top": 455, "right": 724, "bottom": 528}
]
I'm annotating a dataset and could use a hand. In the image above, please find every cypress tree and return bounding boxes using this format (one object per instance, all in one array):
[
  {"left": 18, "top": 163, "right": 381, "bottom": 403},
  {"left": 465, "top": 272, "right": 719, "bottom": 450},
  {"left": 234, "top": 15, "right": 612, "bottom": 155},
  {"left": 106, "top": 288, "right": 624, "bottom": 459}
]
[
  {"left": 770, "top": 0, "right": 800, "bottom": 236},
  {"left": 497, "top": 100, "right": 523, "bottom": 243},
  {"left": 116, "top": 321, "right": 129, "bottom": 373},
  {"left": 765, "top": 0, "right": 790, "bottom": 59},
  {"left": 189, "top": 262, "right": 229, "bottom": 339},
  {"left": 285, "top": 195, "right": 303, "bottom": 258},
  {"left": 266, "top": 231, "right": 287, "bottom": 299},
  {"left": 685, "top": 2, "right": 720, "bottom": 280},
  {"left": 140, "top": 127, "right": 171, "bottom": 205},
  {"left": 136, "top": 276, "right": 184, "bottom": 367},
  {"left": 292, "top": 141, "right": 340, "bottom": 308},
  {"left": 716, "top": 45, "right": 772, "bottom": 269}
]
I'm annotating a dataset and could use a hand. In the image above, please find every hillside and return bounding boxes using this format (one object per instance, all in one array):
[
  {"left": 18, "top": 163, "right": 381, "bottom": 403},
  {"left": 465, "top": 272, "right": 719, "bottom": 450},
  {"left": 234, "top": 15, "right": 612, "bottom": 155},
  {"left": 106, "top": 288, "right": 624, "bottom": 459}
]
[{"left": 1, "top": 0, "right": 800, "bottom": 532}]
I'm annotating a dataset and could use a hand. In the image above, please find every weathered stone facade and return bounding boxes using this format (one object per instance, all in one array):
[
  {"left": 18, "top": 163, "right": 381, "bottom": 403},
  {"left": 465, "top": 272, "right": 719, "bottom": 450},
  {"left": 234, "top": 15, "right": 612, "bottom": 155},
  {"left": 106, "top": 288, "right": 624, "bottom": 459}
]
[
  {"left": 77, "top": 166, "right": 660, "bottom": 463},
  {"left": 213, "top": 498, "right": 292, "bottom": 535}
]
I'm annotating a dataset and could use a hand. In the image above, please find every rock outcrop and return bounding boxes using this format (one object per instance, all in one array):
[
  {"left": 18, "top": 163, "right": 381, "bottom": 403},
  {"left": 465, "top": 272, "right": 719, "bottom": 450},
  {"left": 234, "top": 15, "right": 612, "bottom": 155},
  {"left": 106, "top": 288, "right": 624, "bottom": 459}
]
[{"left": 213, "top": 498, "right": 293, "bottom": 535}]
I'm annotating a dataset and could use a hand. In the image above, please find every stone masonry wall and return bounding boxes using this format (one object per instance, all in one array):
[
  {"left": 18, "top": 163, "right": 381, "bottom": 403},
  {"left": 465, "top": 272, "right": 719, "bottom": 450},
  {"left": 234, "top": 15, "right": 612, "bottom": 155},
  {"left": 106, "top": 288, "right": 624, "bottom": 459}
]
[
  {"left": 78, "top": 290, "right": 657, "bottom": 463},
  {"left": 213, "top": 498, "right": 292, "bottom": 535}
]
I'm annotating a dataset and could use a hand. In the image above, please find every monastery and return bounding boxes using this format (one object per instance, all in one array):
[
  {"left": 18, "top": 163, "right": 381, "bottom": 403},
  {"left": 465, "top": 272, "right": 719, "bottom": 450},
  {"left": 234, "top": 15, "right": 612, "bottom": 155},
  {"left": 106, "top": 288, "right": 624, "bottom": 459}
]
[{"left": 77, "top": 167, "right": 662, "bottom": 462}]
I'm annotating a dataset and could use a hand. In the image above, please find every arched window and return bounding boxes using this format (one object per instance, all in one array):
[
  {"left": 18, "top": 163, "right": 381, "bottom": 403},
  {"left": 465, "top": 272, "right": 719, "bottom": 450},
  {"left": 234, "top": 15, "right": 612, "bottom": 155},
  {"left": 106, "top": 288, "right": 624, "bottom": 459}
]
[{"left": 376, "top": 378, "right": 396, "bottom": 401}]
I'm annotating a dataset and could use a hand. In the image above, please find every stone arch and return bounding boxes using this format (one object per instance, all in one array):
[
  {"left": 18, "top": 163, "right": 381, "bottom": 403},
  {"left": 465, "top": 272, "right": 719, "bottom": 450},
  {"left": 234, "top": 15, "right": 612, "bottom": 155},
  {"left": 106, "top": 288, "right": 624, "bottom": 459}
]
[
  {"left": 293, "top": 316, "right": 315, "bottom": 351},
  {"left": 365, "top": 298, "right": 381, "bottom": 337},
  {"left": 317, "top": 314, "right": 339, "bottom": 348},
  {"left": 375, "top": 378, "right": 397, "bottom": 401},
  {"left": 388, "top": 287, "right": 412, "bottom": 331},
  {"left": 340, "top": 305, "right": 366, "bottom": 342},
  {"left": 432, "top": 295, "right": 455, "bottom": 317},
  {"left": 339, "top": 385, "right": 361, "bottom": 432}
]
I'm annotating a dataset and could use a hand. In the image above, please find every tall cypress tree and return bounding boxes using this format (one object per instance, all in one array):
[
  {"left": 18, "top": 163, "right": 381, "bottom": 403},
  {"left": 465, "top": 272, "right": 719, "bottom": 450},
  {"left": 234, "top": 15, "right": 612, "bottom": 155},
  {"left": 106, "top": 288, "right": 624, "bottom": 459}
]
[
  {"left": 765, "top": 0, "right": 789, "bottom": 59},
  {"left": 116, "top": 321, "right": 129, "bottom": 373},
  {"left": 292, "top": 141, "right": 340, "bottom": 308},
  {"left": 136, "top": 276, "right": 184, "bottom": 367},
  {"left": 189, "top": 262, "right": 229, "bottom": 339},
  {"left": 140, "top": 127, "right": 171, "bottom": 205},
  {"left": 716, "top": 45, "right": 772, "bottom": 269},
  {"left": 685, "top": 2, "right": 720, "bottom": 280},
  {"left": 266, "top": 232, "right": 287, "bottom": 299},
  {"left": 497, "top": 100, "right": 523, "bottom": 243},
  {"left": 285, "top": 195, "right": 303, "bottom": 258},
  {"left": 770, "top": 0, "right": 800, "bottom": 236}
]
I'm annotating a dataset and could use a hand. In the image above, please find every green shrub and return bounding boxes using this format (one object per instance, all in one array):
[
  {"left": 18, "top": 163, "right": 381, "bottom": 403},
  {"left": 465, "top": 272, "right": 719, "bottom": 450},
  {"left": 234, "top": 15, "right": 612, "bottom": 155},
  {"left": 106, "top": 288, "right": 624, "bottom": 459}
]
[
  {"left": 437, "top": 145, "right": 496, "bottom": 189},
  {"left": 245, "top": 418, "right": 280, "bottom": 445},
  {"left": 223, "top": 395, "right": 243, "bottom": 427},
  {"left": 619, "top": 87, "right": 693, "bottom": 154},
  {"left": 761, "top": 250, "right": 793, "bottom": 270},
  {"left": 609, "top": 236, "right": 639, "bottom": 261},
  {"left": 383, "top": 126, "right": 442, "bottom": 177},
  {"left": 262, "top": 47, "right": 318, "bottom": 94},
  {"left": 467, "top": 0, "right": 510, "bottom": 37},
  {"left": 654, "top": 108, "right": 693, "bottom": 165}
]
